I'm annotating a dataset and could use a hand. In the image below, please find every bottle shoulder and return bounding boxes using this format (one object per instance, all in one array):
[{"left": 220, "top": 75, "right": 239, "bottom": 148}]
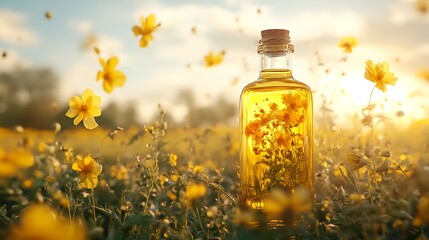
[{"left": 241, "top": 77, "right": 312, "bottom": 94}]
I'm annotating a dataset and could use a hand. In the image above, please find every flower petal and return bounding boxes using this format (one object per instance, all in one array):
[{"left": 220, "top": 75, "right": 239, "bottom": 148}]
[
  {"left": 375, "top": 82, "right": 387, "bottom": 92},
  {"left": 83, "top": 115, "right": 98, "bottom": 130},
  {"left": 81, "top": 89, "right": 94, "bottom": 102},
  {"left": 103, "top": 80, "right": 113, "bottom": 93},
  {"left": 132, "top": 26, "right": 142, "bottom": 36},
  {"left": 91, "top": 95, "right": 101, "bottom": 106},
  {"left": 91, "top": 163, "right": 103, "bottom": 176},
  {"left": 107, "top": 57, "right": 119, "bottom": 70},
  {"left": 68, "top": 96, "right": 83, "bottom": 108},
  {"left": 89, "top": 106, "right": 101, "bottom": 117},
  {"left": 72, "top": 162, "right": 81, "bottom": 172},
  {"left": 113, "top": 71, "right": 126, "bottom": 86},
  {"left": 73, "top": 112, "right": 84, "bottom": 125},
  {"left": 84, "top": 156, "right": 93, "bottom": 166},
  {"left": 99, "top": 58, "right": 106, "bottom": 69},
  {"left": 139, "top": 37, "right": 149, "bottom": 48},
  {"left": 97, "top": 71, "right": 104, "bottom": 81},
  {"left": 146, "top": 14, "right": 156, "bottom": 28},
  {"left": 79, "top": 175, "right": 98, "bottom": 189},
  {"left": 65, "top": 107, "right": 80, "bottom": 118}
]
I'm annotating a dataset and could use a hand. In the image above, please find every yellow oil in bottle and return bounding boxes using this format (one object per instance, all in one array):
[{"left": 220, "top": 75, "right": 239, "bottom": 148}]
[{"left": 239, "top": 30, "right": 313, "bottom": 227}]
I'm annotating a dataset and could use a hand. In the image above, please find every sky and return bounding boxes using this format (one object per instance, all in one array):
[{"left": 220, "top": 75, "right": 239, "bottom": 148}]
[{"left": 1, "top": 0, "right": 428, "bottom": 126}]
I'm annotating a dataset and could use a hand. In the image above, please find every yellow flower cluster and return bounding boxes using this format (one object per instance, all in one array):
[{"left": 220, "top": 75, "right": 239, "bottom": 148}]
[
  {"left": 6, "top": 204, "right": 86, "bottom": 240},
  {"left": 245, "top": 92, "right": 307, "bottom": 152},
  {"left": 0, "top": 148, "right": 34, "bottom": 178}
]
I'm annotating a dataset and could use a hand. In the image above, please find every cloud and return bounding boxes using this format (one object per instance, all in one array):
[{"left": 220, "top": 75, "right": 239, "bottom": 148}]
[
  {"left": 0, "top": 9, "right": 38, "bottom": 46},
  {"left": 69, "top": 19, "right": 92, "bottom": 34},
  {"left": 389, "top": 0, "right": 429, "bottom": 24}
]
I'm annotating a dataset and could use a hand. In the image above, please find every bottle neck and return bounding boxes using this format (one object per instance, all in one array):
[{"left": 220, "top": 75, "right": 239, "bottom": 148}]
[{"left": 259, "top": 51, "right": 292, "bottom": 71}]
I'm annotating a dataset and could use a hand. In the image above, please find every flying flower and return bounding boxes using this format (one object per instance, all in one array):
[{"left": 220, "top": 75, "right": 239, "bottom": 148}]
[
  {"left": 417, "top": 68, "right": 429, "bottom": 82},
  {"left": 416, "top": 0, "right": 428, "bottom": 13},
  {"left": 72, "top": 154, "right": 102, "bottom": 189},
  {"left": 364, "top": 60, "right": 398, "bottom": 92},
  {"left": 132, "top": 14, "right": 160, "bottom": 48},
  {"left": 204, "top": 51, "right": 224, "bottom": 67},
  {"left": 338, "top": 36, "right": 358, "bottom": 53},
  {"left": 6, "top": 204, "right": 86, "bottom": 240},
  {"left": 97, "top": 56, "right": 126, "bottom": 93},
  {"left": 65, "top": 89, "right": 101, "bottom": 130},
  {"left": 45, "top": 11, "right": 52, "bottom": 19}
]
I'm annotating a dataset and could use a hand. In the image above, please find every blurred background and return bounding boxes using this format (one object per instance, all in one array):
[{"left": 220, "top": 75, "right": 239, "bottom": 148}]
[{"left": 0, "top": 0, "right": 428, "bottom": 129}]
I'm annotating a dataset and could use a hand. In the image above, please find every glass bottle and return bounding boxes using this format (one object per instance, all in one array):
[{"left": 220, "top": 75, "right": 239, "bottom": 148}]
[{"left": 239, "top": 29, "right": 313, "bottom": 226}]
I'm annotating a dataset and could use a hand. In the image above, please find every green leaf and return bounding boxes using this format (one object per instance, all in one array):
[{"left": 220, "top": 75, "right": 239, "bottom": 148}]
[{"left": 0, "top": 205, "right": 7, "bottom": 216}]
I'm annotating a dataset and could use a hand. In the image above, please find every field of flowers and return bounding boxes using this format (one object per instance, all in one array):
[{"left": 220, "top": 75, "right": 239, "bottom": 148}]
[
  {"left": 1, "top": 89, "right": 429, "bottom": 240},
  {"left": 2, "top": 1, "right": 429, "bottom": 240}
]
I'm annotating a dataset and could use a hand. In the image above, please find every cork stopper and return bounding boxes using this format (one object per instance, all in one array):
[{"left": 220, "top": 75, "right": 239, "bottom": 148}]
[{"left": 259, "top": 29, "right": 291, "bottom": 44}]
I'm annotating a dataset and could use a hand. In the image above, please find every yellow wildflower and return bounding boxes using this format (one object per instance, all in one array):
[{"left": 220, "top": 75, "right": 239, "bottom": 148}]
[
  {"left": 263, "top": 187, "right": 312, "bottom": 218},
  {"left": 274, "top": 132, "right": 292, "bottom": 149},
  {"left": 65, "top": 89, "right": 101, "bottom": 130},
  {"left": 6, "top": 204, "right": 86, "bottom": 240},
  {"left": 169, "top": 153, "right": 178, "bottom": 167},
  {"left": 167, "top": 190, "right": 177, "bottom": 201},
  {"left": 22, "top": 179, "right": 34, "bottom": 189},
  {"left": 63, "top": 149, "right": 73, "bottom": 163},
  {"left": 414, "top": 194, "right": 429, "bottom": 226},
  {"left": 54, "top": 190, "right": 70, "bottom": 208},
  {"left": 349, "top": 193, "right": 365, "bottom": 203},
  {"left": 110, "top": 165, "right": 129, "bottom": 180},
  {"left": 132, "top": 14, "right": 160, "bottom": 48},
  {"left": 245, "top": 121, "right": 260, "bottom": 137},
  {"left": 278, "top": 109, "right": 303, "bottom": 126},
  {"left": 281, "top": 93, "right": 307, "bottom": 111},
  {"left": 338, "top": 36, "right": 358, "bottom": 53},
  {"left": 170, "top": 174, "right": 179, "bottom": 182},
  {"left": 72, "top": 154, "right": 102, "bottom": 189},
  {"left": 204, "top": 51, "right": 224, "bottom": 67},
  {"left": 186, "top": 183, "right": 206, "bottom": 204},
  {"left": 416, "top": 0, "right": 428, "bottom": 13},
  {"left": 38, "top": 141, "right": 47, "bottom": 153},
  {"left": 96, "top": 57, "right": 126, "bottom": 93},
  {"left": 417, "top": 68, "right": 429, "bottom": 82},
  {"left": 0, "top": 148, "right": 34, "bottom": 178},
  {"left": 364, "top": 60, "right": 398, "bottom": 92}
]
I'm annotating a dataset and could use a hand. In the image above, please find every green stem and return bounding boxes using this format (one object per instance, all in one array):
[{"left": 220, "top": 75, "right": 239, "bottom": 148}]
[
  {"left": 195, "top": 206, "right": 207, "bottom": 236},
  {"left": 66, "top": 192, "right": 72, "bottom": 223},
  {"left": 91, "top": 188, "right": 97, "bottom": 224},
  {"left": 367, "top": 85, "right": 376, "bottom": 108}
]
